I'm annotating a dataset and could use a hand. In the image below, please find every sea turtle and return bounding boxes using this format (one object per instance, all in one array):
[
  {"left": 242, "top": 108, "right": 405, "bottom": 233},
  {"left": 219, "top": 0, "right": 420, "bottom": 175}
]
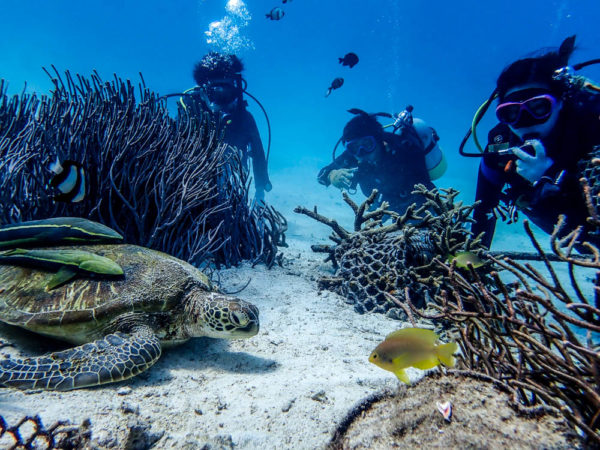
[{"left": 0, "top": 243, "right": 259, "bottom": 391}]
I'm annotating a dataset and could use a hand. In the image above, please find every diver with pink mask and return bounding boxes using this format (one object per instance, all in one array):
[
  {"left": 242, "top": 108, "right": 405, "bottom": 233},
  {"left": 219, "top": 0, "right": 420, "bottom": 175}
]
[{"left": 468, "top": 36, "right": 600, "bottom": 249}]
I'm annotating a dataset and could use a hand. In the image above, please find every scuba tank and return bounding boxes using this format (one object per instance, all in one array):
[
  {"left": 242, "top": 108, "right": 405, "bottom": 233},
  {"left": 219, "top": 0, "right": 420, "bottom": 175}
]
[
  {"left": 419, "top": 122, "right": 447, "bottom": 181},
  {"left": 391, "top": 105, "right": 447, "bottom": 181}
]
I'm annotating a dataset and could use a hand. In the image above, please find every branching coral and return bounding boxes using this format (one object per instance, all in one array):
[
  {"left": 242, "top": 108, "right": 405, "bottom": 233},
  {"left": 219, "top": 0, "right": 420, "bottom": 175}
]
[
  {"left": 401, "top": 218, "right": 600, "bottom": 443},
  {"left": 295, "top": 185, "right": 487, "bottom": 317},
  {"left": 0, "top": 68, "right": 285, "bottom": 268},
  {"left": 398, "top": 159, "right": 600, "bottom": 443}
]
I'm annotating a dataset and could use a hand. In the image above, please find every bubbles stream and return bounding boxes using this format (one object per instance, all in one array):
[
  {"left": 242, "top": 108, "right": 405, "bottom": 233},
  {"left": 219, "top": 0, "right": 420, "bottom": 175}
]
[{"left": 204, "top": 0, "right": 254, "bottom": 54}]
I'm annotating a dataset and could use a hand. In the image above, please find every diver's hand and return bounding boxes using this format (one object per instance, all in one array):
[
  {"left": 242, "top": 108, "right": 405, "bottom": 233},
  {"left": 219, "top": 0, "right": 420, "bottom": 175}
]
[
  {"left": 264, "top": 181, "right": 273, "bottom": 192},
  {"left": 512, "top": 140, "right": 553, "bottom": 184},
  {"left": 328, "top": 168, "right": 357, "bottom": 190}
]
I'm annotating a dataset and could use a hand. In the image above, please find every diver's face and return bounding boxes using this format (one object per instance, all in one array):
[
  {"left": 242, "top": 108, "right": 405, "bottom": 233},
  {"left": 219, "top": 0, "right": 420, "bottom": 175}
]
[
  {"left": 205, "top": 78, "right": 239, "bottom": 112},
  {"left": 500, "top": 83, "right": 562, "bottom": 140}
]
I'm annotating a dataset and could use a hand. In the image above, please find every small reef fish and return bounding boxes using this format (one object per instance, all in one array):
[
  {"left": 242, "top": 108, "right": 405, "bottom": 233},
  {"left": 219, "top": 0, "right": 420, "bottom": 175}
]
[
  {"left": 325, "top": 77, "right": 344, "bottom": 97},
  {"left": 49, "top": 159, "right": 87, "bottom": 203},
  {"left": 282, "top": 0, "right": 292, "bottom": 3},
  {"left": 447, "top": 251, "right": 485, "bottom": 269},
  {"left": 266, "top": 7, "right": 284, "bottom": 20},
  {"left": 339, "top": 52, "right": 359, "bottom": 68},
  {"left": 0, "top": 247, "right": 124, "bottom": 290},
  {"left": 368, "top": 327, "right": 458, "bottom": 385}
]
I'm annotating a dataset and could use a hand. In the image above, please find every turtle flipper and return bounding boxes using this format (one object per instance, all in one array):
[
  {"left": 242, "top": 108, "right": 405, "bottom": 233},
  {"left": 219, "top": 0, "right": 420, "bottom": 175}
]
[{"left": 0, "top": 326, "right": 161, "bottom": 391}]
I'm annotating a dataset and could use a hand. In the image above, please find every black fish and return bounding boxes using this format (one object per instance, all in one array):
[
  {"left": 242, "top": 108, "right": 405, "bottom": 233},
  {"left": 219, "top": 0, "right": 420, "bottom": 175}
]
[
  {"left": 282, "top": 0, "right": 292, "bottom": 3},
  {"left": 266, "top": 7, "right": 284, "bottom": 20},
  {"left": 49, "top": 159, "right": 87, "bottom": 203},
  {"left": 339, "top": 52, "right": 359, "bottom": 68},
  {"left": 325, "top": 78, "right": 344, "bottom": 97}
]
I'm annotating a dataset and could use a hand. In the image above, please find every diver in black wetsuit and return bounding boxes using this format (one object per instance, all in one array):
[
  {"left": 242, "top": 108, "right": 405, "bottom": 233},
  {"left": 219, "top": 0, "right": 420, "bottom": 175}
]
[
  {"left": 471, "top": 36, "right": 600, "bottom": 249},
  {"left": 317, "top": 109, "right": 444, "bottom": 215},
  {"left": 181, "top": 52, "right": 272, "bottom": 202}
]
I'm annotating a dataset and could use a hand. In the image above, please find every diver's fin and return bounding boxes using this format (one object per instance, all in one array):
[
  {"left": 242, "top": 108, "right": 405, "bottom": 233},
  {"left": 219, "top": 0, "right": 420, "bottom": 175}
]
[
  {"left": 435, "top": 342, "right": 458, "bottom": 367},
  {"left": 46, "top": 267, "right": 77, "bottom": 291},
  {"left": 412, "top": 356, "right": 442, "bottom": 371},
  {"left": 394, "top": 369, "right": 411, "bottom": 385}
]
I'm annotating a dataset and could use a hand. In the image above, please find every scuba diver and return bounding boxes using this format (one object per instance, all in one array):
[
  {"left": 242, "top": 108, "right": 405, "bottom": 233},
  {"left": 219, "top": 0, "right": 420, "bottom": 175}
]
[
  {"left": 317, "top": 107, "right": 446, "bottom": 216},
  {"left": 464, "top": 36, "right": 600, "bottom": 249},
  {"left": 180, "top": 52, "right": 272, "bottom": 202}
]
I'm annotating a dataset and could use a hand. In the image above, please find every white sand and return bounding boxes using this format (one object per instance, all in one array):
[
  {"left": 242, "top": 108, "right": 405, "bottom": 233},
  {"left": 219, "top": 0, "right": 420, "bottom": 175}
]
[{"left": 0, "top": 164, "right": 593, "bottom": 448}]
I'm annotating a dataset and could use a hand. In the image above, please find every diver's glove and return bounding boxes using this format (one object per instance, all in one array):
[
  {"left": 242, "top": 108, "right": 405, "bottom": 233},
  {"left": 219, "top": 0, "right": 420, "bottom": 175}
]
[
  {"left": 512, "top": 139, "right": 554, "bottom": 184},
  {"left": 328, "top": 168, "right": 357, "bottom": 190}
]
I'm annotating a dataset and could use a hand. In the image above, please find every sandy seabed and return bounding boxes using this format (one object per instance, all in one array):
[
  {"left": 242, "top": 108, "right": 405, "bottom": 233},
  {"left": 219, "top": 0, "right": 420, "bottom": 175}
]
[{"left": 0, "top": 166, "right": 585, "bottom": 448}]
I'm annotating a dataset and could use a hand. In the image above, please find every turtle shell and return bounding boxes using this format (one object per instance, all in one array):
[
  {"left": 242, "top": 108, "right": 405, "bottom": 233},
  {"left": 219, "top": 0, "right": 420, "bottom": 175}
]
[{"left": 0, "top": 244, "right": 212, "bottom": 342}]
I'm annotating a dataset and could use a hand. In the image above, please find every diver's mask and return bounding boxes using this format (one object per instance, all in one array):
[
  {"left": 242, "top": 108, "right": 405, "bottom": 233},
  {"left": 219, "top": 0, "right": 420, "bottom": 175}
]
[
  {"left": 202, "top": 77, "right": 242, "bottom": 112},
  {"left": 496, "top": 93, "right": 557, "bottom": 127},
  {"left": 345, "top": 135, "right": 377, "bottom": 158}
]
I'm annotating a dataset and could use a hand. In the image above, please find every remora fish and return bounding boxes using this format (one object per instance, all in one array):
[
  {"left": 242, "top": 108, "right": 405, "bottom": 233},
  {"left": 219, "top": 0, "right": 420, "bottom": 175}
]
[
  {"left": 369, "top": 327, "right": 458, "bottom": 384},
  {"left": 0, "top": 217, "right": 123, "bottom": 249},
  {"left": 0, "top": 248, "right": 124, "bottom": 290}
]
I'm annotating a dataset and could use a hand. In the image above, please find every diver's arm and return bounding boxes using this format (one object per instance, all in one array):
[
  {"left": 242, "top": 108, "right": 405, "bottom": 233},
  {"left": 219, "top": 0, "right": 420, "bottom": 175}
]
[
  {"left": 244, "top": 110, "right": 272, "bottom": 191},
  {"left": 471, "top": 163, "right": 503, "bottom": 248}
]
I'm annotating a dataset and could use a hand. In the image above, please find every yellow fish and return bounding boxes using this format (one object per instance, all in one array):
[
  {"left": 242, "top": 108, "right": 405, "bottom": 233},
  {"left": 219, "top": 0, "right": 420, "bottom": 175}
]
[
  {"left": 447, "top": 251, "right": 485, "bottom": 269},
  {"left": 368, "top": 328, "right": 458, "bottom": 384}
]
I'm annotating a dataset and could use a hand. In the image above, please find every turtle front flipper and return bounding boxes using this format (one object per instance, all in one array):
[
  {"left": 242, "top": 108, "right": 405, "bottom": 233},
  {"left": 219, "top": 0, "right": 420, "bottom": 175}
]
[{"left": 0, "top": 326, "right": 161, "bottom": 391}]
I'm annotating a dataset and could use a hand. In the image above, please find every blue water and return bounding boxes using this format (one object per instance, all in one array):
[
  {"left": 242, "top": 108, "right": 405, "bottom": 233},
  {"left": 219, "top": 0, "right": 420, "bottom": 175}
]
[
  {"left": 2, "top": 0, "right": 599, "bottom": 204},
  {"left": 0, "top": 0, "right": 598, "bottom": 406}
]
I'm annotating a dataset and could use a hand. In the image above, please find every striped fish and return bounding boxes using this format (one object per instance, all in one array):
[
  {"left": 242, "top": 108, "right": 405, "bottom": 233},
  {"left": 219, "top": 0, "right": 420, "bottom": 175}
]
[{"left": 49, "top": 159, "right": 87, "bottom": 203}]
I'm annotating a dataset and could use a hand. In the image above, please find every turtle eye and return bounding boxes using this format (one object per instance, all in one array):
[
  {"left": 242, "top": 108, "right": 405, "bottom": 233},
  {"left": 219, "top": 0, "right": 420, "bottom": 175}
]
[{"left": 230, "top": 311, "right": 249, "bottom": 327}]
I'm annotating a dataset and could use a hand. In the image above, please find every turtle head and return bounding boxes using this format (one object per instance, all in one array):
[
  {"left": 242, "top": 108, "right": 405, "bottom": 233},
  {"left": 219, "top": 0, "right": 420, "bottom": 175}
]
[{"left": 184, "top": 291, "right": 259, "bottom": 339}]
